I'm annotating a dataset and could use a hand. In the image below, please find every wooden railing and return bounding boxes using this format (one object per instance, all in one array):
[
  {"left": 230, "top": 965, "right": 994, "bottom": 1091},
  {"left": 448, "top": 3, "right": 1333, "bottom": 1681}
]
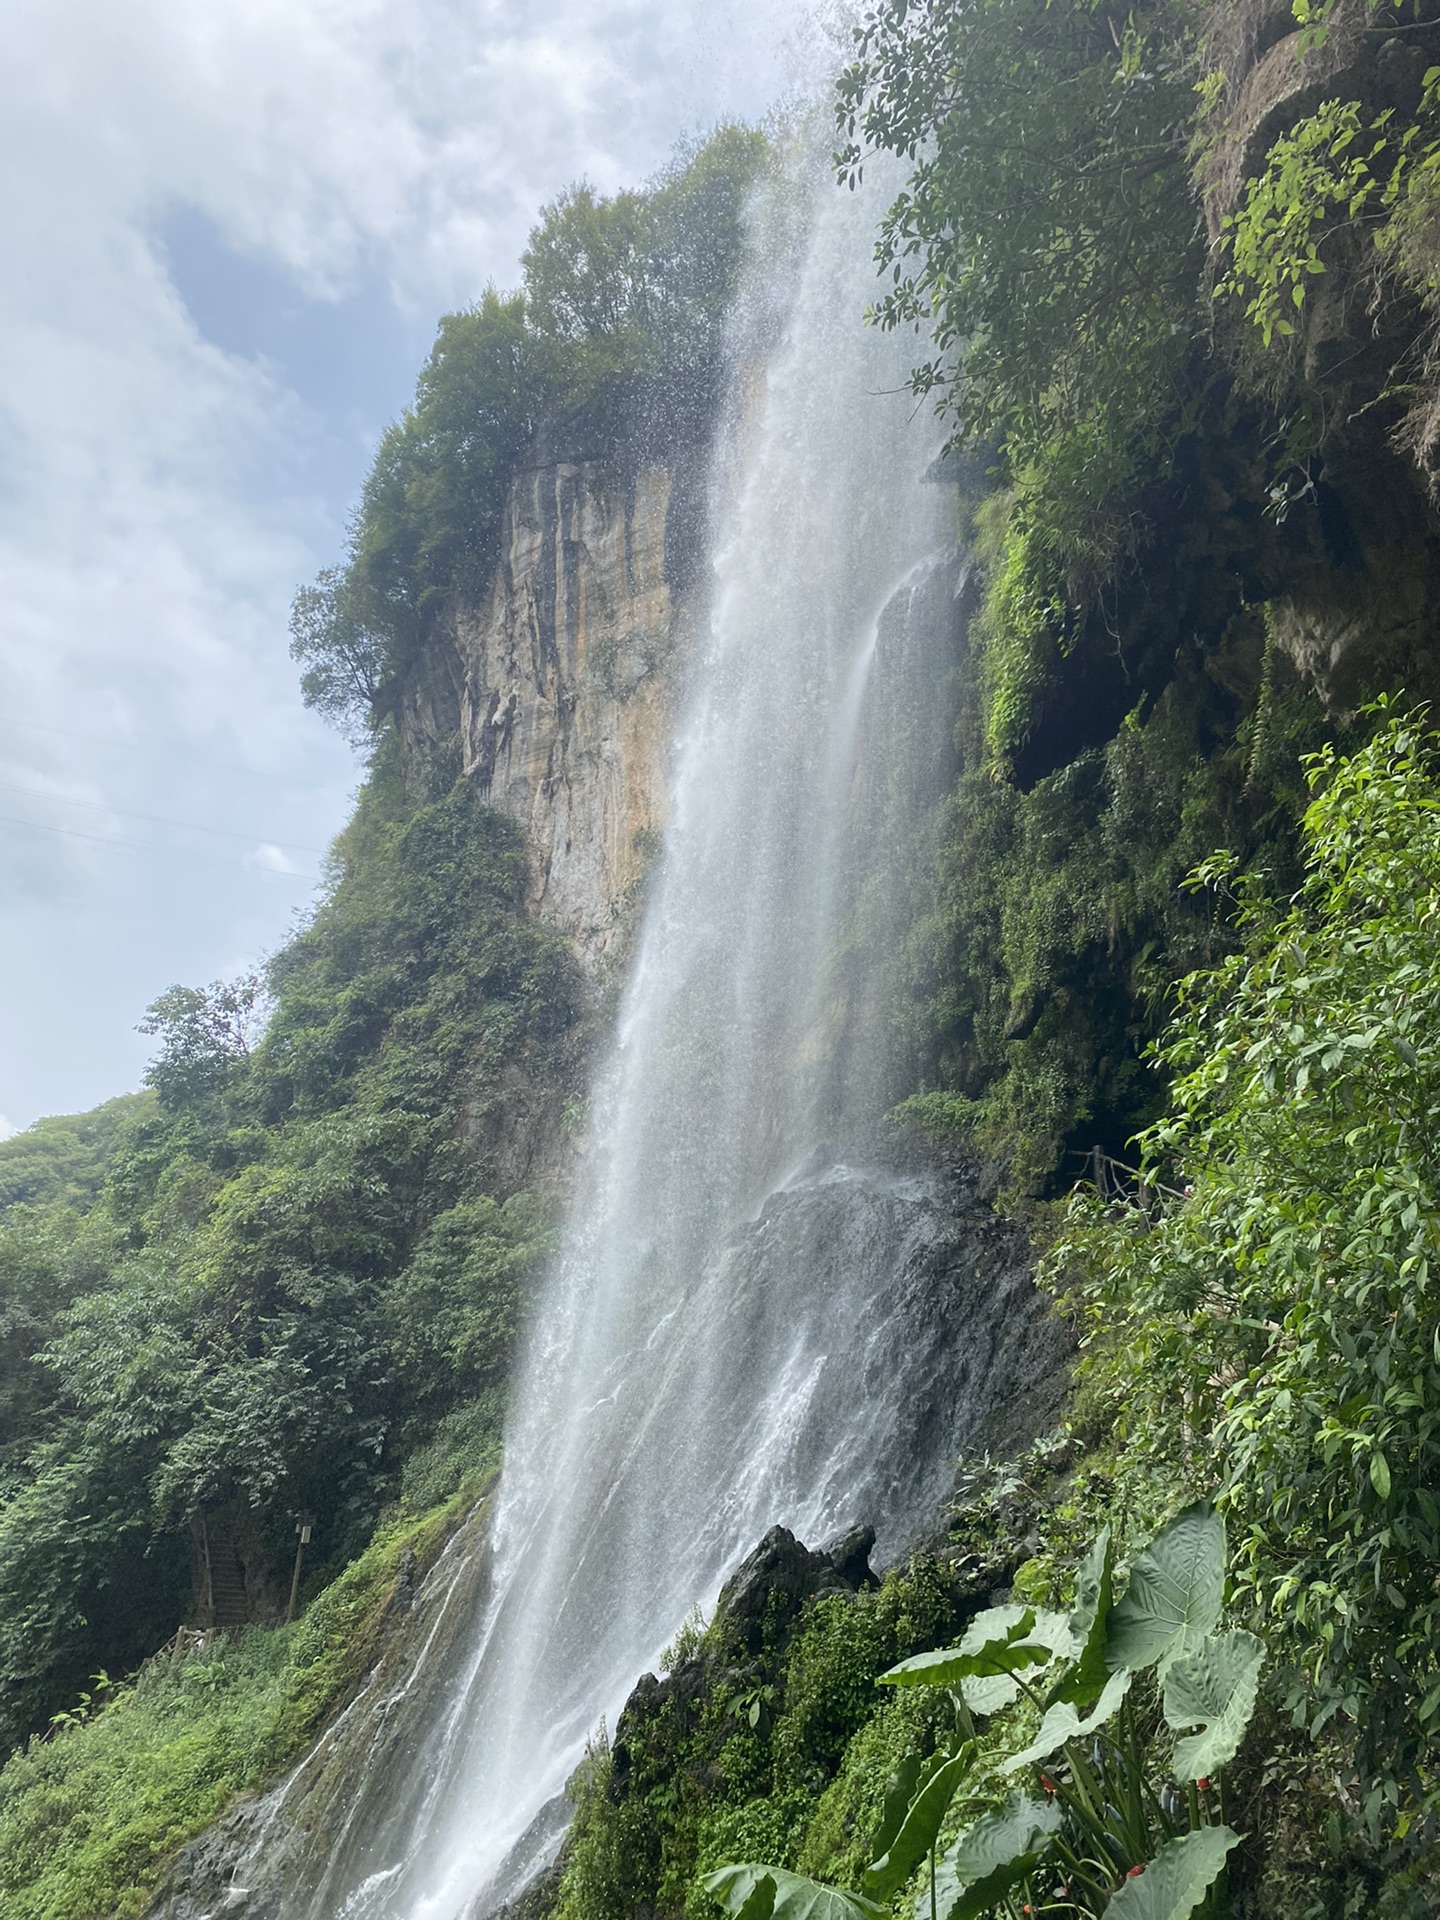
[{"left": 1071, "top": 1145, "right": 1186, "bottom": 1217}]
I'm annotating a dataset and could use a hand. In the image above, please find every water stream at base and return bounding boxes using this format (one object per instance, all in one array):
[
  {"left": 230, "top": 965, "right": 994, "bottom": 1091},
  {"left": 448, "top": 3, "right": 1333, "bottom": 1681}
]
[{"left": 195, "top": 140, "right": 1057, "bottom": 1920}]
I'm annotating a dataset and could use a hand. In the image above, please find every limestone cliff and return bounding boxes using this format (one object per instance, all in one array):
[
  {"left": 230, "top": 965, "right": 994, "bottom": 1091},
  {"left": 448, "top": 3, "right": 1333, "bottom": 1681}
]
[{"left": 399, "top": 442, "right": 710, "bottom": 975}]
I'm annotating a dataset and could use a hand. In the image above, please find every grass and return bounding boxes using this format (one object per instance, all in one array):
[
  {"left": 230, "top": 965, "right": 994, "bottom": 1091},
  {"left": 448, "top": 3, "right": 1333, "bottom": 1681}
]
[{"left": 0, "top": 1478, "right": 489, "bottom": 1920}]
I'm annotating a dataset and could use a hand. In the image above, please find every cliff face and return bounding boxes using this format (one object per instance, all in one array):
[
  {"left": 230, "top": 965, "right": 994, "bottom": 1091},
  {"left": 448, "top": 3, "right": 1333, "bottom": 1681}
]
[
  {"left": 1196, "top": 0, "right": 1440, "bottom": 713},
  {"left": 400, "top": 444, "right": 709, "bottom": 976}
]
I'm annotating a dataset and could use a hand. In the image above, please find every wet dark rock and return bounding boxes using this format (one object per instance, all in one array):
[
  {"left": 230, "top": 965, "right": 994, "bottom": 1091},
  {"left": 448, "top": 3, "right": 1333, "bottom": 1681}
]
[
  {"left": 490, "top": 1860, "right": 564, "bottom": 1920},
  {"left": 142, "top": 1803, "right": 277, "bottom": 1920},
  {"left": 393, "top": 1546, "right": 418, "bottom": 1614},
  {"left": 819, "top": 1522, "right": 878, "bottom": 1590},
  {"left": 710, "top": 1524, "right": 835, "bottom": 1657}
]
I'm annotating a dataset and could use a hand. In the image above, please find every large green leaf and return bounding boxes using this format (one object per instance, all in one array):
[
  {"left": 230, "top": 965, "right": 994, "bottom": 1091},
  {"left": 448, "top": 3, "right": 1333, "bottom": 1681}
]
[
  {"left": 864, "top": 1745, "right": 974, "bottom": 1900},
  {"left": 1163, "top": 1631, "right": 1265, "bottom": 1780},
  {"left": 1001, "top": 1667, "right": 1133, "bottom": 1774},
  {"left": 703, "top": 1865, "right": 885, "bottom": 1920},
  {"left": 929, "top": 1792, "right": 1062, "bottom": 1920},
  {"left": 1105, "top": 1505, "right": 1226, "bottom": 1679},
  {"left": 1101, "top": 1826, "right": 1241, "bottom": 1919},
  {"left": 961, "top": 1605, "right": 1075, "bottom": 1716},
  {"left": 1054, "top": 1526, "right": 1115, "bottom": 1707},
  {"left": 870, "top": 1751, "right": 925, "bottom": 1867},
  {"left": 879, "top": 1607, "right": 1056, "bottom": 1692}
]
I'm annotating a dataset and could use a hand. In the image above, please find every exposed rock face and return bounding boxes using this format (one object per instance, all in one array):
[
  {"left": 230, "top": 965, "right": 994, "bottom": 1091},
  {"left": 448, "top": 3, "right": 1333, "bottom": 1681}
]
[
  {"left": 401, "top": 446, "right": 708, "bottom": 975},
  {"left": 462, "top": 457, "right": 697, "bottom": 963},
  {"left": 1189, "top": 0, "right": 1440, "bottom": 715},
  {"left": 1202, "top": 0, "right": 1375, "bottom": 240},
  {"left": 707, "top": 1524, "right": 855, "bottom": 1657}
]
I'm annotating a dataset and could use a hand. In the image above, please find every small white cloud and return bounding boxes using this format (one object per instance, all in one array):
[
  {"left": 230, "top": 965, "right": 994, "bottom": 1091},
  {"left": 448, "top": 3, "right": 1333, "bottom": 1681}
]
[
  {"left": 246, "top": 842, "right": 304, "bottom": 875},
  {"left": 0, "top": 1114, "right": 17, "bottom": 1140}
]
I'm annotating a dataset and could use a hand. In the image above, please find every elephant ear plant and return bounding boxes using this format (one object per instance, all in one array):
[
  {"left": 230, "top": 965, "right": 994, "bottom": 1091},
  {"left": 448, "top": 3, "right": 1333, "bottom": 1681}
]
[{"left": 704, "top": 1504, "right": 1263, "bottom": 1920}]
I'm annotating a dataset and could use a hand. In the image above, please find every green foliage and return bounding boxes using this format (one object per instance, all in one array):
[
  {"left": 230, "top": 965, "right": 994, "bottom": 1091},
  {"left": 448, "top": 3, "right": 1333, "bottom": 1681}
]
[
  {"left": 0, "top": 1096, "right": 151, "bottom": 1214},
  {"left": 901, "top": 622, "right": 1329, "bottom": 1191},
  {"left": 1164, "top": 1633, "right": 1266, "bottom": 1783},
  {"left": 380, "top": 1190, "right": 556, "bottom": 1427},
  {"left": 138, "top": 975, "right": 264, "bottom": 1114},
  {"left": 704, "top": 1864, "right": 883, "bottom": 1920},
  {"left": 1052, "top": 710, "right": 1440, "bottom": 1823},
  {"left": 934, "top": 1792, "right": 1064, "bottom": 1919},
  {"left": 1102, "top": 1829, "right": 1240, "bottom": 1920},
  {"left": 295, "top": 125, "right": 769, "bottom": 735},
  {"left": 0, "top": 1486, "right": 477, "bottom": 1920},
  {"left": 837, "top": 0, "right": 1202, "bottom": 594},
  {"left": 862, "top": 1746, "right": 976, "bottom": 1898},
  {"left": 554, "top": 1564, "right": 958, "bottom": 1920},
  {"left": 0, "top": 755, "right": 579, "bottom": 1751},
  {"left": 1218, "top": 99, "right": 1395, "bottom": 348},
  {"left": 523, "top": 129, "right": 764, "bottom": 371},
  {"left": 877, "top": 1613, "right": 1056, "bottom": 1696},
  {"left": 1104, "top": 1507, "right": 1224, "bottom": 1680},
  {"left": 1217, "top": 14, "right": 1440, "bottom": 352},
  {"left": 717, "top": 1509, "right": 1256, "bottom": 1920},
  {"left": 288, "top": 566, "right": 387, "bottom": 745},
  {"left": 835, "top": 0, "right": 1200, "bottom": 451},
  {"left": 396, "top": 1392, "right": 506, "bottom": 1512},
  {"left": 0, "top": 1204, "right": 120, "bottom": 1469}
]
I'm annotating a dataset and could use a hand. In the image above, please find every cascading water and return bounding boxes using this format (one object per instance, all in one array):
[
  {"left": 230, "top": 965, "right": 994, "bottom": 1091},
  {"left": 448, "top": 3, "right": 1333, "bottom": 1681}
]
[
  {"left": 370, "top": 153, "right": 957, "bottom": 1919},
  {"left": 155, "top": 133, "right": 1065, "bottom": 1920}
]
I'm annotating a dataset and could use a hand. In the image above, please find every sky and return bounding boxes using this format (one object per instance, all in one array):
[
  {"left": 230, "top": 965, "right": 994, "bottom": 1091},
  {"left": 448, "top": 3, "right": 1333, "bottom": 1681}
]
[{"left": 0, "top": 0, "right": 823, "bottom": 1135}]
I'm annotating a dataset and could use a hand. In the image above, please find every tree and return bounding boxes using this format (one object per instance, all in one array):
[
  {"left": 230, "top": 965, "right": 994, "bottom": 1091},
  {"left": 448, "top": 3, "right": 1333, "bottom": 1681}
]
[
  {"left": 835, "top": 0, "right": 1202, "bottom": 584},
  {"left": 1056, "top": 708, "right": 1440, "bottom": 1816},
  {"left": 288, "top": 567, "right": 388, "bottom": 744},
  {"left": 138, "top": 974, "right": 267, "bottom": 1113}
]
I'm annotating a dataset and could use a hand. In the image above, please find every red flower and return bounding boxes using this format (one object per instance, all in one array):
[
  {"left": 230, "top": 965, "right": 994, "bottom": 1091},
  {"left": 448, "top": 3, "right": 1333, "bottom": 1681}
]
[
  {"left": 1127, "top": 1866, "right": 1144, "bottom": 1879},
  {"left": 1040, "top": 1774, "right": 1057, "bottom": 1795},
  {"left": 1197, "top": 1777, "right": 1211, "bottom": 1793}
]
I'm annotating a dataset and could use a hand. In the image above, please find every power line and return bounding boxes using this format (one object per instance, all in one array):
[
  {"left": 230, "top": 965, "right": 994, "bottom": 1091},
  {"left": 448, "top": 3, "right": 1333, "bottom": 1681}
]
[
  {"left": 0, "top": 774, "right": 325, "bottom": 854},
  {"left": 0, "top": 810, "right": 322, "bottom": 883},
  {"left": 0, "top": 713, "right": 354, "bottom": 784}
]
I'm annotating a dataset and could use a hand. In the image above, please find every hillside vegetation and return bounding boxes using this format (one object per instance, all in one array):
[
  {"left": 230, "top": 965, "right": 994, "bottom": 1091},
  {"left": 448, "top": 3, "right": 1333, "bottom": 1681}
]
[
  {"left": 850, "top": 0, "right": 1440, "bottom": 1189},
  {"left": 2, "top": 6, "right": 1440, "bottom": 1916},
  {"left": 0, "top": 123, "right": 770, "bottom": 1920}
]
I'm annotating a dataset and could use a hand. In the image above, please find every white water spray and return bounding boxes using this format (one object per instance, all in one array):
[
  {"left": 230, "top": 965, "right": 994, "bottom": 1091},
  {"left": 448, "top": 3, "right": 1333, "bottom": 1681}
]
[
  {"left": 389, "top": 146, "right": 950, "bottom": 1917},
  {"left": 206, "top": 138, "right": 1052, "bottom": 1920}
]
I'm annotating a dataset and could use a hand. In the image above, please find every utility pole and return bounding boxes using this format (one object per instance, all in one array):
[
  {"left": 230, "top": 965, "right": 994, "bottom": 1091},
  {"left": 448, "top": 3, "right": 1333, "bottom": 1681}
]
[{"left": 286, "top": 1512, "right": 315, "bottom": 1624}]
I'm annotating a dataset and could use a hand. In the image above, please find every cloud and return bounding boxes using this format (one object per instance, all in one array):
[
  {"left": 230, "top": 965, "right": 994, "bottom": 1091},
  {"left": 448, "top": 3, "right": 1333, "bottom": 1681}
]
[
  {"left": 0, "top": 1116, "right": 16, "bottom": 1142},
  {"left": 246, "top": 843, "right": 310, "bottom": 878},
  {"left": 0, "top": 0, "right": 817, "bottom": 1127}
]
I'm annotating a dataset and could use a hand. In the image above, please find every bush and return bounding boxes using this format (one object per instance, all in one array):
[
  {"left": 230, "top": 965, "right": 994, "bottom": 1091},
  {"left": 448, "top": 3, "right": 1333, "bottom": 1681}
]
[
  {"left": 1053, "top": 708, "right": 1440, "bottom": 1826},
  {"left": 0, "top": 1486, "right": 481, "bottom": 1920}
]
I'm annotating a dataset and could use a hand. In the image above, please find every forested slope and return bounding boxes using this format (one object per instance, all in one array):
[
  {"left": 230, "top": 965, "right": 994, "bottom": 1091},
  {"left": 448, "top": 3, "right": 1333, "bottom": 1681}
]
[
  {"left": 0, "top": 126, "right": 767, "bottom": 1918},
  {"left": 2, "top": 5, "right": 1440, "bottom": 1915}
]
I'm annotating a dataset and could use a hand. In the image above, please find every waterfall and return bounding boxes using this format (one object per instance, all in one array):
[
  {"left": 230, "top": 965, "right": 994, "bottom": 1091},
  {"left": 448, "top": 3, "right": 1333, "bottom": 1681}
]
[
  {"left": 369, "top": 146, "right": 955, "bottom": 1917},
  {"left": 172, "top": 134, "right": 1066, "bottom": 1920}
]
